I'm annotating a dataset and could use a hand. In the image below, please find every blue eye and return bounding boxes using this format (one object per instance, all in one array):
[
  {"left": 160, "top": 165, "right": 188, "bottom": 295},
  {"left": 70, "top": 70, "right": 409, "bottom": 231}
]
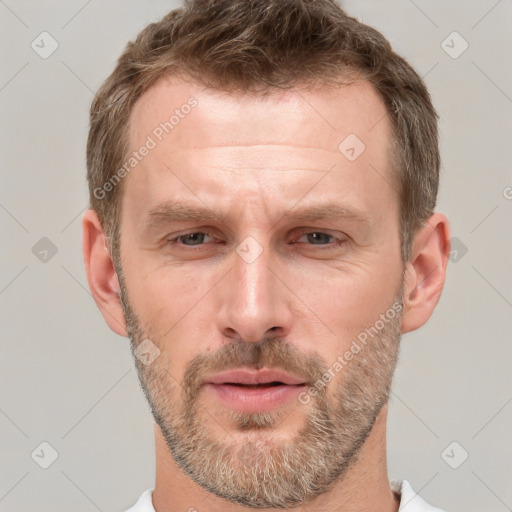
[
  {"left": 299, "top": 232, "right": 335, "bottom": 245},
  {"left": 166, "top": 230, "right": 345, "bottom": 251},
  {"left": 171, "top": 232, "right": 215, "bottom": 246}
]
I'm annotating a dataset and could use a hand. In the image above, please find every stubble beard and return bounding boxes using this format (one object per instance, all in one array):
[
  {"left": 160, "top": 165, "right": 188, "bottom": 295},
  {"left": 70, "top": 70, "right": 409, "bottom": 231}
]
[{"left": 118, "top": 268, "right": 403, "bottom": 508}]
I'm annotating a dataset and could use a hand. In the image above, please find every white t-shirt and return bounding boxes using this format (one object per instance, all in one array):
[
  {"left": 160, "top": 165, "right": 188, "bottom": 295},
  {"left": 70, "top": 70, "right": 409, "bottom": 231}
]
[{"left": 123, "top": 480, "right": 446, "bottom": 511}]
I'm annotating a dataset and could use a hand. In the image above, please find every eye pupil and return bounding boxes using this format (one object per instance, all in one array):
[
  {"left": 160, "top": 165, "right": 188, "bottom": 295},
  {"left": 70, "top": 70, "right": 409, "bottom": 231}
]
[
  {"left": 307, "top": 232, "right": 331, "bottom": 244},
  {"left": 172, "top": 231, "right": 339, "bottom": 249},
  {"left": 181, "top": 233, "right": 205, "bottom": 245}
]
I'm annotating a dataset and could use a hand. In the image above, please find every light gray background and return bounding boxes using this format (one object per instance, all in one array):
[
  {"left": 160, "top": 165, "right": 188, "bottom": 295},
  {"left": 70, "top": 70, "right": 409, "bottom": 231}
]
[{"left": 1, "top": 1, "right": 511, "bottom": 511}]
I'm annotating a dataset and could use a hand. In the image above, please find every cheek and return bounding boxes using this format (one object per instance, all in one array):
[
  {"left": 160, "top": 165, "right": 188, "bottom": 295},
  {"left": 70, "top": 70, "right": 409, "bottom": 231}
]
[
  {"left": 123, "top": 264, "right": 219, "bottom": 367},
  {"left": 289, "top": 258, "right": 402, "bottom": 354},
  {"left": 122, "top": 246, "right": 205, "bottom": 319}
]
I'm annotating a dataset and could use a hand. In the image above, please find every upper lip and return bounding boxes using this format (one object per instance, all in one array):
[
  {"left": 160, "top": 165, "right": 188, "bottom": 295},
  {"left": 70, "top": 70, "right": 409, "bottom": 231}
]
[{"left": 204, "top": 368, "right": 306, "bottom": 386}]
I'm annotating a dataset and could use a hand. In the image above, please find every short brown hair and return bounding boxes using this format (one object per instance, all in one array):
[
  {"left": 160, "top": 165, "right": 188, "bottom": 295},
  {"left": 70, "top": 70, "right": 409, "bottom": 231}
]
[{"left": 87, "top": 0, "right": 439, "bottom": 263}]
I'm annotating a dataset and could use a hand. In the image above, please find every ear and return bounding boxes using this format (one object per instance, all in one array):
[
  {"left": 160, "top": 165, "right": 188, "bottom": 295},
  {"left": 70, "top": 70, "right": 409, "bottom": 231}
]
[
  {"left": 401, "top": 212, "right": 451, "bottom": 334},
  {"left": 82, "top": 209, "right": 127, "bottom": 337}
]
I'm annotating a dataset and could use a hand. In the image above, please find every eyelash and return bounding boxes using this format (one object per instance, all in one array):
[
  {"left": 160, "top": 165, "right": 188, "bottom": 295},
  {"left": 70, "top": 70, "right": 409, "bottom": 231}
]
[{"left": 166, "top": 231, "right": 347, "bottom": 250}]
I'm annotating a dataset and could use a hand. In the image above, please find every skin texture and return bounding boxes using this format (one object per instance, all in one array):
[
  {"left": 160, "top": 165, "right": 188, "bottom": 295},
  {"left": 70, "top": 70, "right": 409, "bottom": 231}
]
[{"left": 82, "top": 77, "right": 450, "bottom": 511}]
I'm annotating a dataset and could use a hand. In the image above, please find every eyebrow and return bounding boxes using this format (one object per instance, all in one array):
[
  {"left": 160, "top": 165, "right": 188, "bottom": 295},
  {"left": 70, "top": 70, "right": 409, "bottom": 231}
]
[{"left": 144, "top": 200, "right": 371, "bottom": 230}]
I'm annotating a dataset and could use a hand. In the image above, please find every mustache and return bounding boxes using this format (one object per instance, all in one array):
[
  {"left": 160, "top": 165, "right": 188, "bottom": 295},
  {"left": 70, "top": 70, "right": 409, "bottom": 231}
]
[{"left": 180, "top": 336, "right": 329, "bottom": 403}]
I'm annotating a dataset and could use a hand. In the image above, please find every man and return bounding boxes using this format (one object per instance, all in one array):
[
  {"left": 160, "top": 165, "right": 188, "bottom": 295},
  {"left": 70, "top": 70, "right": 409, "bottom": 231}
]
[{"left": 82, "top": 0, "right": 450, "bottom": 510}]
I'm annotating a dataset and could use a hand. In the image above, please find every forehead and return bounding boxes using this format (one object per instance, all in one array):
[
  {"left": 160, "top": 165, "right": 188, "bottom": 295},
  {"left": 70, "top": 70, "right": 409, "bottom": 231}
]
[
  {"left": 129, "top": 76, "right": 391, "bottom": 157},
  {"left": 124, "top": 76, "right": 396, "bottom": 227}
]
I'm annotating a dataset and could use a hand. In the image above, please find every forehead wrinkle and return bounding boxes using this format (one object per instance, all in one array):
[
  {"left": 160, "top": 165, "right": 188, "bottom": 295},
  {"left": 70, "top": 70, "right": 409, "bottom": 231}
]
[{"left": 177, "top": 143, "right": 341, "bottom": 152}]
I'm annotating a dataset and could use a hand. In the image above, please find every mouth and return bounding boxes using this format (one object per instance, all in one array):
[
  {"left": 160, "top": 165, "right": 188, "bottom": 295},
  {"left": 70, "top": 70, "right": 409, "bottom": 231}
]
[
  {"left": 221, "top": 382, "right": 286, "bottom": 388},
  {"left": 203, "top": 368, "right": 307, "bottom": 413},
  {"left": 204, "top": 368, "right": 307, "bottom": 387}
]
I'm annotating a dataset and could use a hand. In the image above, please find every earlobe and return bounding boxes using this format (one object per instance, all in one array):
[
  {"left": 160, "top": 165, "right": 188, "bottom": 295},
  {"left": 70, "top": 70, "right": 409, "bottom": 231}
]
[
  {"left": 401, "top": 212, "right": 451, "bottom": 334},
  {"left": 82, "top": 209, "right": 127, "bottom": 337}
]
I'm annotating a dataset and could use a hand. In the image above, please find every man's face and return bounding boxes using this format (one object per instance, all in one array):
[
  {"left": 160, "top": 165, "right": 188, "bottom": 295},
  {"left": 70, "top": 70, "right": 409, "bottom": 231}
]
[{"left": 118, "top": 77, "right": 405, "bottom": 506}]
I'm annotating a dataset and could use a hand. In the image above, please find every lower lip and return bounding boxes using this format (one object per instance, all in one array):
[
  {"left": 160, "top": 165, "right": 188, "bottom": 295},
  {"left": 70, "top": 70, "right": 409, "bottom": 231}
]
[{"left": 204, "top": 383, "right": 306, "bottom": 413}]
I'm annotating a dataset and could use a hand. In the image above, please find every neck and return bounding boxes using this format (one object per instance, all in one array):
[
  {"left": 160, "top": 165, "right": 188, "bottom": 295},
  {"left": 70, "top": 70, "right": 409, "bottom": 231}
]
[{"left": 152, "top": 405, "right": 399, "bottom": 512}]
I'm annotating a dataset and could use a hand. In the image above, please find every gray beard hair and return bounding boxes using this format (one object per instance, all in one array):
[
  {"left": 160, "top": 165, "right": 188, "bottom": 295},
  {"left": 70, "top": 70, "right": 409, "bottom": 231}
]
[{"left": 118, "top": 267, "right": 403, "bottom": 508}]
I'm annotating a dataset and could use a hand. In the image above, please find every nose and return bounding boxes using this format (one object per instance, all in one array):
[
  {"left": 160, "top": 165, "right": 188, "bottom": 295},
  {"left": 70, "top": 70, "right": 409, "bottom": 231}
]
[{"left": 216, "top": 242, "right": 293, "bottom": 343}]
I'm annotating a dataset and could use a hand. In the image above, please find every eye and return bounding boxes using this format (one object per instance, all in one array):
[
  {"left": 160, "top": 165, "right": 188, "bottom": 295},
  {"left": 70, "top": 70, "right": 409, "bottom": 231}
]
[
  {"left": 165, "top": 230, "right": 346, "bottom": 251},
  {"left": 299, "top": 232, "right": 333, "bottom": 245},
  {"left": 168, "top": 231, "right": 215, "bottom": 246},
  {"left": 295, "top": 231, "right": 346, "bottom": 247}
]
